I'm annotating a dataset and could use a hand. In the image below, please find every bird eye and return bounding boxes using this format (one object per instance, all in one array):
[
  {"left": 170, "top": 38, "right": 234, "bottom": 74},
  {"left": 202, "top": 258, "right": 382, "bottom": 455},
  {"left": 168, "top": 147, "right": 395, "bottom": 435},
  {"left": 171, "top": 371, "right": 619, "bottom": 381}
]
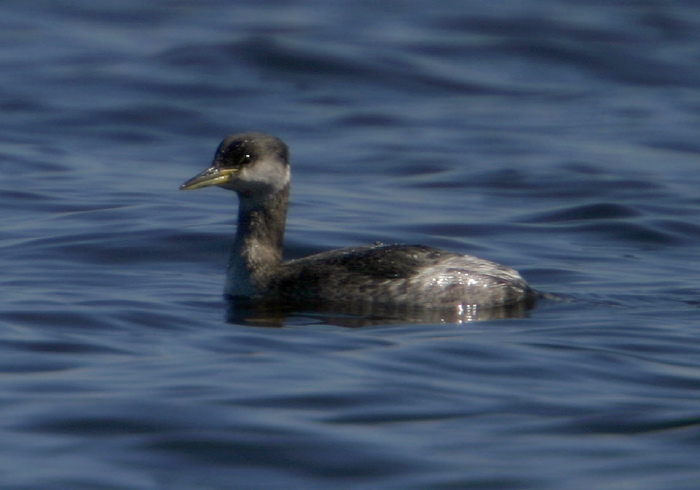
[{"left": 241, "top": 153, "right": 253, "bottom": 165}]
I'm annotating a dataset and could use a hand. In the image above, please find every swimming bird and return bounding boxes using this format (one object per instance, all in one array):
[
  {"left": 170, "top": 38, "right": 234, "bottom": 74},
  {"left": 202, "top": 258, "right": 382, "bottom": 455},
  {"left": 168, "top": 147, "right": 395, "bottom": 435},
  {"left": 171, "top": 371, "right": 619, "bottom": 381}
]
[{"left": 181, "top": 132, "right": 535, "bottom": 317}]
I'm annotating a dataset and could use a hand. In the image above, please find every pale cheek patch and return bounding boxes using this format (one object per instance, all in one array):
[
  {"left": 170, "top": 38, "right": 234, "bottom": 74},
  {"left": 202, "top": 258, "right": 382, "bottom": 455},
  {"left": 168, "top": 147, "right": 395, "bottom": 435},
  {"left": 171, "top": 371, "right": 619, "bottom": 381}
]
[{"left": 244, "top": 160, "right": 290, "bottom": 193}]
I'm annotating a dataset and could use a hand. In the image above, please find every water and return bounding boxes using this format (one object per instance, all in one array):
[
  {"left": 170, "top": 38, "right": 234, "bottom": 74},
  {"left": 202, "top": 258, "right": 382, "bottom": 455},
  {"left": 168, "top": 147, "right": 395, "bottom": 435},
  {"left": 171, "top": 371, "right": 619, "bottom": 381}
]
[{"left": 2, "top": 1, "right": 700, "bottom": 488}]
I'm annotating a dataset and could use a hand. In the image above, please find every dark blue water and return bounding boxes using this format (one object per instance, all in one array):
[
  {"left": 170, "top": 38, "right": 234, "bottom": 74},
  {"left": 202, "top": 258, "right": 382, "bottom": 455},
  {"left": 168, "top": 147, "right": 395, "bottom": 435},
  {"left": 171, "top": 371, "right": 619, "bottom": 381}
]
[{"left": 2, "top": 1, "right": 700, "bottom": 488}]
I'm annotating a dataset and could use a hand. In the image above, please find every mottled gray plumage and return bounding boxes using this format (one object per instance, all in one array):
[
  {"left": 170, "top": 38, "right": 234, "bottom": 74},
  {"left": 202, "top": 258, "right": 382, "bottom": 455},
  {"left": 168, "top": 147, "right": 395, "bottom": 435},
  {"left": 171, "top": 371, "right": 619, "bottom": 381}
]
[{"left": 181, "top": 132, "right": 535, "bottom": 316}]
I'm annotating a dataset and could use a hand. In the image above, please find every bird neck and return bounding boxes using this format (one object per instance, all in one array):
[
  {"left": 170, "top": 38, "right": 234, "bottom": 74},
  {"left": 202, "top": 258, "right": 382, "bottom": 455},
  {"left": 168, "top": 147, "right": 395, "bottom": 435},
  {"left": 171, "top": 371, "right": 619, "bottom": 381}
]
[{"left": 226, "top": 185, "right": 289, "bottom": 297}]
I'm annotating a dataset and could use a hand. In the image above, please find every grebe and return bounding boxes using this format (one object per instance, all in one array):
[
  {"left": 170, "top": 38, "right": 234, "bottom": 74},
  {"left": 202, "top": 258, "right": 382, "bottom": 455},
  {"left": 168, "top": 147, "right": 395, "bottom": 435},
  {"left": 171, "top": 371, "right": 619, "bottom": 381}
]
[{"left": 181, "top": 132, "right": 535, "bottom": 316}]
